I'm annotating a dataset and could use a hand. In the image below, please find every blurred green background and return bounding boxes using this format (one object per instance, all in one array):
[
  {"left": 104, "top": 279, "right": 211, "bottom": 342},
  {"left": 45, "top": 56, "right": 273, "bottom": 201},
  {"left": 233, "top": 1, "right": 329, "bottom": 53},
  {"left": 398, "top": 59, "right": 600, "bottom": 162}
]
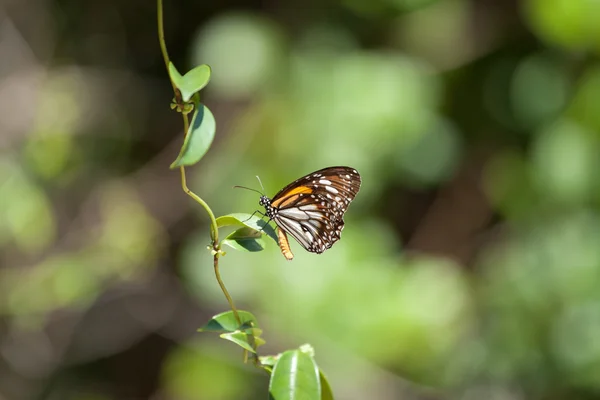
[{"left": 2, "top": 0, "right": 600, "bottom": 399}]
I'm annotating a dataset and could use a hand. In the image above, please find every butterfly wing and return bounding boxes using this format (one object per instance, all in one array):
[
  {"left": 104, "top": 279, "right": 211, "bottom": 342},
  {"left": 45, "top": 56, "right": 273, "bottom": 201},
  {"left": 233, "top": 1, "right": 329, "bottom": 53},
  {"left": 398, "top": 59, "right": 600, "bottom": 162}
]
[{"left": 270, "top": 166, "right": 361, "bottom": 254}]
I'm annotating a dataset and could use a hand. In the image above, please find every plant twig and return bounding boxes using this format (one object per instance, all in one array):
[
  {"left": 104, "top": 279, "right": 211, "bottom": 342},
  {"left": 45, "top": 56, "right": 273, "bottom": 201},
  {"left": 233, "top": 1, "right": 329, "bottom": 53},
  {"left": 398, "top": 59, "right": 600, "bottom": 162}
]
[
  {"left": 157, "top": 0, "right": 218, "bottom": 243},
  {"left": 213, "top": 253, "right": 241, "bottom": 324},
  {"left": 179, "top": 162, "right": 218, "bottom": 243},
  {"left": 157, "top": 0, "right": 175, "bottom": 92},
  {"left": 157, "top": 0, "right": 234, "bottom": 320}
]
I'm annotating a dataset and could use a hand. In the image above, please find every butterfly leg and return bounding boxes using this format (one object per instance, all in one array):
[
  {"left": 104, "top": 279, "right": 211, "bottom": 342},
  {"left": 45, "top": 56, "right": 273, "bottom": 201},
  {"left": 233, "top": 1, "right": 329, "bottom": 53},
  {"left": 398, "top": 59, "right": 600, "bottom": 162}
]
[
  {"left": 241, "top": 210, "right": 273, "bottom": 233},
  {"left": 241, "top": 210, "right": 267, "bottom": 223},
  {"left": 256, "top": 217, "right": 273, "bottom": 233}
]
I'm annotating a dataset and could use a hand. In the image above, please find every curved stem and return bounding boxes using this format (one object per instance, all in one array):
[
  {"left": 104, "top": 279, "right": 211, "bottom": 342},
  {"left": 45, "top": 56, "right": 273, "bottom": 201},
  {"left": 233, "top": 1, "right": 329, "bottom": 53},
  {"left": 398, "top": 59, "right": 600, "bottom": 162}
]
[
  {"left": 178, "top": 110, "right": 218, "bottom": 242},
  {"left": 157, "top": 0, "right": 176, "bottom": 92},
  {"left": 158, "top": 0, "right": 238, "bottom": 332},
  {"left": 214, "top": 252, "right": 245, "bottom": 362},
  {"left": 214, "top": 254, "right": 241, "bottom": 324},
  {"left": 180, "top": 164, "right": 218, "bottom": 243},
  {"left": 157, "top": 0, "right": 218, "bottom": 244}
]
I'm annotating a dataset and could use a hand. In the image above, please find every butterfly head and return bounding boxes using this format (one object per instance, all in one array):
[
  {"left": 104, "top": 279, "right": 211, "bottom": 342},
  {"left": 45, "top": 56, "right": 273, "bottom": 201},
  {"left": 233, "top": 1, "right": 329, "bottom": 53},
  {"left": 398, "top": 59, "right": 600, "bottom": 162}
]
[
  {"left": 258, "top": 195, "right": 270, "bottom": 207},
  {"left": 259, "top": 195, "right": 276, "bottom": 218}
]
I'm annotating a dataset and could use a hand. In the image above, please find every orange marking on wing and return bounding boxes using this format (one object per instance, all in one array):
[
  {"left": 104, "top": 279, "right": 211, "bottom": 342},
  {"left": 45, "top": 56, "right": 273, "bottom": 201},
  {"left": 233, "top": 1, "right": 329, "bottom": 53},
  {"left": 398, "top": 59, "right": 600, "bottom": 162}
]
[
  {"left": 277, "top": 194, "right": 301, "bottom": 208},
  {"left": 272, "top": 186, "right": 313, "bottom": 208},
  {"left": 277, "top": 227, "right": 294, "bottom": 261}
]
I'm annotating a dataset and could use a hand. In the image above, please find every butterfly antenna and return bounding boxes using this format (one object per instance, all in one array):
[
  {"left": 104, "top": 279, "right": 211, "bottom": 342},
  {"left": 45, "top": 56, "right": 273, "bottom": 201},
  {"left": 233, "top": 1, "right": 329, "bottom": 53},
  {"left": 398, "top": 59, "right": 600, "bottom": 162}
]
[
  {"left": 256, "top": 175, "right": 266, "bottom": 194},
  {"left": 232, "top": 185, "right": 264, "bottom": 196}
]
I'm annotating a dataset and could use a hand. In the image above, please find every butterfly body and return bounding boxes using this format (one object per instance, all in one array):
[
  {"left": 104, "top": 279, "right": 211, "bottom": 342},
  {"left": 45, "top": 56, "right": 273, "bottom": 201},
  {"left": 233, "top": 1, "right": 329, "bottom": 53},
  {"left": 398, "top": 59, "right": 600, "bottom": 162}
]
[{"left": 259, "top": 166, "right": 361, "bottom": 256}]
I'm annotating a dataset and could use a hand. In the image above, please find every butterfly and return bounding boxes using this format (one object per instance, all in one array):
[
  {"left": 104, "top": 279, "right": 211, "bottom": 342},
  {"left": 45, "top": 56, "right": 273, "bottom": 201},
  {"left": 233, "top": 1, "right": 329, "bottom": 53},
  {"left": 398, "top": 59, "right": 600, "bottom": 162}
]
[{"left": 237, "top": 166, "right": 361, "bottom": 260}]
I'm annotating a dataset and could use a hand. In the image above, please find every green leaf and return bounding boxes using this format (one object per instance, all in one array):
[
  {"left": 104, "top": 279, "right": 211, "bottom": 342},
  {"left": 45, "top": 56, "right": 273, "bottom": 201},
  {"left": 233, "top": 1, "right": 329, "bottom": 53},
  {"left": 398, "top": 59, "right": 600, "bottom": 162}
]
[
  {"left": 220, "top": 331, "right": 257, "bottom": 353},
  {"left": 269, "top": 350, "right": 320, "bottom": 400},
  {"left": 254, "top": 336, "right": 266, "bottom": 348},
  {"left": 222, "top": 227, "right": 266, "bottom": 252},
  {"left": 168, "top": 63, "right": 211, "bottom": 102},
  {"left": 220, "top": 325, "right": 266, "bottom": 353},
  {"left": 259, "top": 354, "right": 279, "bottom": 367},
  {"left": 170, "top": 104, "right": 216, "bottom": 168},
  {"left": 319, "top": 370, "right": 334, "bottom": 400},
  {"left": 216, "top": 213, "right": 278, "bottom": 244},
  {"left": 244, "top": 327, "right": 264, "bottom": 341},
  {"left": 198, "top": 310, "right": 258, "bottom": 333},
  {"left": 168, "top": 63, "right": 184, "bottom": 83},
  {"left": 245, "top": 327, "right": 266, "bottom": 349}
]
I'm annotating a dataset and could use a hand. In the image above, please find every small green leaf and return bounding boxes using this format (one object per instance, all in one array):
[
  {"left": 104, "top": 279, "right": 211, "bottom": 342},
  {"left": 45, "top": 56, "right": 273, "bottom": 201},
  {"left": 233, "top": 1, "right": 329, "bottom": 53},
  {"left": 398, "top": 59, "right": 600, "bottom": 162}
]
[
  {"left": 199, "top": 310, "right": 258, "bottom": 333},
  {"left": 245, "top": 327, "right": 264, "bottom": 339},
  {"left": 170, "top": 104, "right": 216, "bottom": 168},
  {"left": 254, "top": 336, "right": 266, "bottom": 348},
  {"left": 168, "top": 63, "right": 211, "bottom": 102},
  {"left": 319, "top": 370, "right": 334, "bottom": 400},
  {"left": 168, "top": 63, "right": 184, "bottom": 85},
  {"left": 259, "top": 354, "right": 279, "bottom": 367},
  {"left": 216, "top": 213, "right": 258, "bottom": 228},
  {"left": 220, "top": 331, "right": 257, "bottom": 353},
  {"left": 222, "top": 227, "right": 266, "bottom": 252},
  {"left": 170, "top": 99, "right": 194, "bottom": 115},
  {"left": 245, "top": 327, "right": 266, "bottom": 348},
  {"left": 269, "top": 350, "right": 320, "bottom": 400},
  {"left": 216, "top": 213, "right": 278, "bottom": 244},
  {"left": 220, "top": 325, "right": 266, "bottom": 353}
]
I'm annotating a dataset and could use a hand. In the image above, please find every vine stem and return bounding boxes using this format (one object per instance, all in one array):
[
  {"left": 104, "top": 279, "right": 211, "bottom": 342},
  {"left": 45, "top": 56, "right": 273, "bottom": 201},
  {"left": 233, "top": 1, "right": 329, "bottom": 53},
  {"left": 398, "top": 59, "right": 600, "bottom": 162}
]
[
  {"left": 157, "top": 0, "right": 240, "bottom": 326},
  {"left": 158, "top": 0, "right": 218, "bottom": 244},
  {"left": 213, "top": 254, "right": 241, "bottom": 324},
  {"left": 179, "top": 162, "right": 219, "bottom": 243},
  {"left": 157, "top": 0, "right": 175, "bottom": 92}
]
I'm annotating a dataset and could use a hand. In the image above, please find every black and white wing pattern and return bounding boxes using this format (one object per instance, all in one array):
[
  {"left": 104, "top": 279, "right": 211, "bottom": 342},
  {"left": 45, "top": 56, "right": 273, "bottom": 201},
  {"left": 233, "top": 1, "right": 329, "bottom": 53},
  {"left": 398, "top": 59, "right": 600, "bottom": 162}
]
[{"left": 259, "top": 166, "right": 361, "bottom": 255}]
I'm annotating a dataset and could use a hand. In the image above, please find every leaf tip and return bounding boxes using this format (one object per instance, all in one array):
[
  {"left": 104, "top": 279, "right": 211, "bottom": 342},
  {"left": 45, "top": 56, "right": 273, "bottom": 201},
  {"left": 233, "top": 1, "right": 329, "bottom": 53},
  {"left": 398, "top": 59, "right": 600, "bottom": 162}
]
[{"left": 169, "top": 160, "right": 180, "bottom": 169}]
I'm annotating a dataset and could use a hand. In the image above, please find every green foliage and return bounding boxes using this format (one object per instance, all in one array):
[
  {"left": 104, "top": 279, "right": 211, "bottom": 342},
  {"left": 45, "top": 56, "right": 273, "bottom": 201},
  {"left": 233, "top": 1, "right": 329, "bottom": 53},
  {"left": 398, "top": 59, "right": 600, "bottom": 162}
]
[
  {"left": 191, "top": 13, "right": 285, "bottom": 98},
  {"left": 319, "top": 371, "right": 334, "bottom": 400},
  {"left": 269, "top": 349, "right": 321, "bottom": 400},
  {"left": 198, "top": 310, "right": 259, "bottom": 332},
  {"left": 199, "top": 311, "right": 265, "bottom": 353},
  {"left": 220, "top": 329, "right": 265, "bottom": 353},
  {"left": 222, "top": 227, "right": 267, "bottom": 252},
  {"left": 523, "top": 0, "right": 600, "bottom": 52},
  {"left": 217, "top": 213, "right": 278, "bottom": 244},
  {"left": 0, "top": 160, "right": 56, "bottom": 254},
  {"left": 169, "top": 103, "right": 216, "bottom": 168},
  {"left": 168, "top": 62, "right": 211, "bottom": 102}
]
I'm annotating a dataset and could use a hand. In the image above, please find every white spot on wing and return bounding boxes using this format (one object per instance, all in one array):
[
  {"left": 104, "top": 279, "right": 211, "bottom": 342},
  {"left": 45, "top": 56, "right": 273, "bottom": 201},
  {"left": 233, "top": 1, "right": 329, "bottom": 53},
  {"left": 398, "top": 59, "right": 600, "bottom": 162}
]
[
  {"left": 305, "top": 211, "right": 325, "bottom": 219},
  {"left": 325, "top": 186, "right": 338, "bottom": 194},
  {"left": 299, "top": 204, "right": 319, "bottom": 211},
  {"left": 319, "top": 179, "right": 332, "bottom": 185}
]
